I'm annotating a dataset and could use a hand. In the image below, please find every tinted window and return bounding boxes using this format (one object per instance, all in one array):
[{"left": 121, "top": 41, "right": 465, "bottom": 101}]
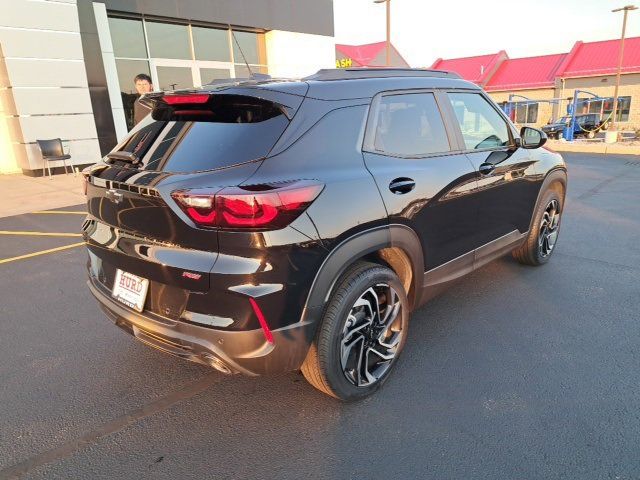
[
  {"left": 515, "top": 103, "right": 538, "bottom": 124},
  {"left": 200, "top": 68, "right": 231, "bottom": 85},
  {"left": 373, "top": 93, "right": 450, "bottom": 156},
  {"left": 156, "top": 66, "right": 194, "bottom": 91},
  {"left": 231, "top": 30, "right": 263, "bottom": 65},
  {"left": 448, "top": 93, "right": 510, "bottom": 150},
  {"left": 124, "top": 95, "right": 289, "bottom": 173},
  {"left": 145, "top": 21, "right": 191, "bottom": 60},
  {"left": 192, "top": 26, "right": 231, "bottom": 62},
  {"left": 108, "top": 17, "right": 147, "bottom": 58}
]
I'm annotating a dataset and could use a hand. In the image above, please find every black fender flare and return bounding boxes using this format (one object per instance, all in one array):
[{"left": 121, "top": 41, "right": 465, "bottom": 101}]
[
  {"left": 299, "top": 224, "right": 424, "bottom": 330},
  {"left": 528, "top": 167, "right": 568, "bottom": 233}
]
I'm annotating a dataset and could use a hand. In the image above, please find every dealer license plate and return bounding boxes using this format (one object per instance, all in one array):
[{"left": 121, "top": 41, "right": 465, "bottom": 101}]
[{"left": 112, "top": 269, "right": 149, "bottom": 312}]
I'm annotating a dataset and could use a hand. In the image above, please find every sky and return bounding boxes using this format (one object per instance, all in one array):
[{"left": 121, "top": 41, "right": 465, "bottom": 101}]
[{"left": 333, "top": 0, "right": 640, "bottom": 66}]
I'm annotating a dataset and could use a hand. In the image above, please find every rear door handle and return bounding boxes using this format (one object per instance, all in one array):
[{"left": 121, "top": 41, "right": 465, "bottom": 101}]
[{"left": 389, "top": 177, "right": 415, "bottom": 194}]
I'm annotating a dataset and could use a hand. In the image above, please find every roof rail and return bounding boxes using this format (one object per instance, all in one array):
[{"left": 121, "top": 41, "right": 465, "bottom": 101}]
[{"left": 303, "top": 68, "right": 461, "bottom": 81}]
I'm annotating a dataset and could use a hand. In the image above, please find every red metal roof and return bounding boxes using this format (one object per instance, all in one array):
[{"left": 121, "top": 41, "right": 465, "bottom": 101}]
[
  {"left": 430, "top": 51, "right": 507, "bottom": 84},
  {"left": 335, "top": 42, "right": 408, "bottom": 67},
  {"left": 558, "top": 37, "right": 640, "bottom": 78},
  {"left": 485, "top": 53, "right": 567, "bottom": 91}
]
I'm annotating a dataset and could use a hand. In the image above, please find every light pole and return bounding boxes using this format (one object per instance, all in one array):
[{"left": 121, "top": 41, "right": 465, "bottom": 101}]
[
  {"left": 374, "top": 0, "right": 391, "bottom": 66},
  {"left": 610, "top": 5, "right": 637, "bottom": 131}
]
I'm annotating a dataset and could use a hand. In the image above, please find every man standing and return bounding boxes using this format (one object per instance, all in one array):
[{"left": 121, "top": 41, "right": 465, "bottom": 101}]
[{"left": 133, "top": 73, "right": 153, "bottom": 126}]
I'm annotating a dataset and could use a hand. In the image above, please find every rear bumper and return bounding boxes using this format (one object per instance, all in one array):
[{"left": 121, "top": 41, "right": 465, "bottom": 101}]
[{"left": 88, "top": 277, "right": 319, "bottom": 376}]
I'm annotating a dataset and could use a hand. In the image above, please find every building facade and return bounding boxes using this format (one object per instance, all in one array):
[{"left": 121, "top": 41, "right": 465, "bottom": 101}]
[
  {"left": 430, "top": 37, "right": 640, "bottom": 131},
  {"left": 0, "top": 0, "right": 335, "bottom": 175}
]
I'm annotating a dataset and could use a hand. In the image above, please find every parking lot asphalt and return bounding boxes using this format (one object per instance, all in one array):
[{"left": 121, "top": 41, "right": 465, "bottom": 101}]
[{"left": 0, "top": 152, "right": 639, "bottom": 479}]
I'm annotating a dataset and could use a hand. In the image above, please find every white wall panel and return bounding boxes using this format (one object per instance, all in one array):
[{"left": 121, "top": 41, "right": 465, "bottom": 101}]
[
  {"left": 0, "top": 0, "right": 80, "bottom": 32},
  {"left": 3, "top": 58, "right": 88, "bottom": 87},
  {"left": 0, "top": 28, "right": 83, "bottom": 60},
  {"left": 9, "top": 88, "right": 93, "bottom": 116},
  {"left": 7, "top": 113, "right": 98, "bottom": 143}
]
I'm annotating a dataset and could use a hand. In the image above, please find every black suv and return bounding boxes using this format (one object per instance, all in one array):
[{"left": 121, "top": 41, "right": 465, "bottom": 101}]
[
  {"left": 83, "top": 68, "right": 566, "bottom": 401},
  {"left": 542, "top": 113, "right": 610, "bottom": 139}
]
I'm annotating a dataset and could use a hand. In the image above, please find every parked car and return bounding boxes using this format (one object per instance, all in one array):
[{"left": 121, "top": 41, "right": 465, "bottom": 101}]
[
  {"left": 83, "top": 68, "right": 566, "bottom": 401},
  {"left": 543, "top": 113, "right": 610, "bottom": 139}
]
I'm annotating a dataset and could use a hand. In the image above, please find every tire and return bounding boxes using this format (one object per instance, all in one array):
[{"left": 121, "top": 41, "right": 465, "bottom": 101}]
[
  {"left": 512, "top": 188, "right": 563, "bottom": 266},
  {"left": 587, "top": 131, "right": 595, "bottom": 139},
  {"left": 301, "top": 261, "right": 409, "bottom": 401}
]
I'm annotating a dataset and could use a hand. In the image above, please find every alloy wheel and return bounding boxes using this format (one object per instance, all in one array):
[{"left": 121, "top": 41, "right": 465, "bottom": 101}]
[
  {"left": 340, "top": 283, "right": 404, "bottom": 387},
  {"left": 538, "top": 199, "right": 561, "bottom": 257}
]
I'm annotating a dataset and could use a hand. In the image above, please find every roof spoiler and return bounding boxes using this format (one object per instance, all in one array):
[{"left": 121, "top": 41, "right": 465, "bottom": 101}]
[{"left": 139, "top": 88, "right": 301, "bottom": 120}]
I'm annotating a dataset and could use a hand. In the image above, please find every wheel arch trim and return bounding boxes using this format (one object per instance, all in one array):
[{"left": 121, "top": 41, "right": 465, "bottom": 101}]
[
  {"left": 528, "top": 167, "right": 567, "bottom": 232},
  {"left": 301, "top": 224, "right": 424, "bottom": 323}
]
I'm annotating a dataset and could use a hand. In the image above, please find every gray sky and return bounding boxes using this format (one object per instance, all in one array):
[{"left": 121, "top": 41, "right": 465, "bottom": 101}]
[{"left": 333, "top": 0, "right": 640, "bottom": 66}]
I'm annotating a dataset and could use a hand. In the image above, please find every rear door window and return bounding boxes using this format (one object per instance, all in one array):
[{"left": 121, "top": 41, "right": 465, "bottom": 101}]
[{"left": 372, "top": 92, "right": 451, "bottom": 157}]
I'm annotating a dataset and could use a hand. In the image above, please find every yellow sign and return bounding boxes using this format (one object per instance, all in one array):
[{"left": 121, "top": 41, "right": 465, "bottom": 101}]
[{"left": 336, "top": 58, "right": 353, "bottom": 68}]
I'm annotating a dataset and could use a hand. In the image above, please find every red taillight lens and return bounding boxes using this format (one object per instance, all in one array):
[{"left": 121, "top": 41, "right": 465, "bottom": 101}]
[
  {"left": 171, "top": 191, "right": 217, "bottom": 226},
  {"left": 171, "top": 181, "right": 323, "bottom": 230},
  {"left": 162, "top": 94, "right": 210, "bottom": 105},
  {"left": 249, "top": 297, "right": 274, "bottom": 344}
]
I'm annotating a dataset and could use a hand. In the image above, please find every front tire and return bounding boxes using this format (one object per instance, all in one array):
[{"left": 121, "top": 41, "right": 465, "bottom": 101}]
[
  {"left": 301, "top": 261, "right": 409, "bottom": 401},
  {"left": 512, "top": 188, "right": 563, "bottom": 266}
]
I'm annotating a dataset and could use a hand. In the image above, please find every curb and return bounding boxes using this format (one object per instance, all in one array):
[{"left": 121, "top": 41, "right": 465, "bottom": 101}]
[{"left": 546, "top": 141, "right": 640, "bottom": 156}]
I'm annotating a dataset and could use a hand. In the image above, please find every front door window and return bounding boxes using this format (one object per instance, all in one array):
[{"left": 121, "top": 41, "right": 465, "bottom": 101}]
[{"left": 448, "top": 93, "right": 511, "bottom": 150}]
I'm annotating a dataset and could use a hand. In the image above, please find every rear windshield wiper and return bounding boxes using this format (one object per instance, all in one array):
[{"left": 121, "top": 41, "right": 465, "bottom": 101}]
[{"left": 106, "top": 151, "right": 142, "bottom": 166}]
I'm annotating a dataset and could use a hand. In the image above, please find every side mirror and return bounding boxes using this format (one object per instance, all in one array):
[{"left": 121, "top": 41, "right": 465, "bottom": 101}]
[{"left": 520, "top": 126, "right": 547, "bottom": 149}]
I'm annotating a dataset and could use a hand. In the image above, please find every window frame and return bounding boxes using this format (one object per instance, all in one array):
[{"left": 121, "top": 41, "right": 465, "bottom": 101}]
[
  {"left": 362, "top": 89, "right": 459, "bottom": 159},
  {"left": 441, "top": 89, "right": 518, "bottom": 154}
]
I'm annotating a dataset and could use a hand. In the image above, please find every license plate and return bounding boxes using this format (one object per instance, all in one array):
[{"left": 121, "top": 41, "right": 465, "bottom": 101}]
[{"left": 112, "top": 269, "right": 149, "bottom": 312}]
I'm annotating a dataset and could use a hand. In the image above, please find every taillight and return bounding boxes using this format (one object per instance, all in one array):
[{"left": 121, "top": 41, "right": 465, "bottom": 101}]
[{"left": 171, "top": 181, "right": 323, "bottom": 230}]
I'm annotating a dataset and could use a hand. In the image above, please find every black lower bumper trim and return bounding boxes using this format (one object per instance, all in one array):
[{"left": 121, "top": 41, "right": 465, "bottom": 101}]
[{"left": 88, "top": 278, "right": 319, "bottom": 376}]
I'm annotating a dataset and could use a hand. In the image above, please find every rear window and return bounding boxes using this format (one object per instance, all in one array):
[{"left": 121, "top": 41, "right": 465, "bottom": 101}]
[{"left": 116, "top": 95, "right": 289, "bottom": 173}]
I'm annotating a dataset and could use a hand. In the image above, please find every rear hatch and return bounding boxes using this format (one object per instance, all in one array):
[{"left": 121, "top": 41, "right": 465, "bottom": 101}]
[{"left": 84, "top": 86, "right": 305, "bottom": 315}]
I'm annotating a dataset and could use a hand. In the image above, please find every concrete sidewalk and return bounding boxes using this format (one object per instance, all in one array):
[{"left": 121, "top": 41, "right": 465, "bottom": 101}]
[
  {"left": 0, "top": 173, "right": 86, "bottom": 218},
  {"left": 546, "top": 139, "right": 640, "bottom": 156}
]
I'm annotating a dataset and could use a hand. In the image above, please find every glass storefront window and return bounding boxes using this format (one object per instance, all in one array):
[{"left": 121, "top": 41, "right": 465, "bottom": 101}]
[
  {"left": 156, "top": 66, "right": 195, "bottom": 91},
  {"left": 581, "top": 96, "right": 631, "bottom": 122},
  {"left": 108, "top": 17, "right": 147, "bottom": 58},
  {"left": 146, "top": 21, "right": 191, "bottom": 60},
  {"left": 603, "top": 96, "right": 631, "bottom": 122},
  {"left": 200, "top": 68, "right": 231, "bottom": 85},
  {"left": 231, "top": 30, "right": 264, "bottom": 65},
  {"left": 109, "top": 16, "right": 267, "bottom": 129},
  {"left": 114, "top": 59, "right": 151, "bottom": 130},
  {"left": 192, "top": 26, "right": 231, "bottom": 62},
  {"left": 515, "top": 103, "right": 538, "bottom": 124},
  {"left": 233, "top": 64, "right": 268, "bottom": 78}
]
